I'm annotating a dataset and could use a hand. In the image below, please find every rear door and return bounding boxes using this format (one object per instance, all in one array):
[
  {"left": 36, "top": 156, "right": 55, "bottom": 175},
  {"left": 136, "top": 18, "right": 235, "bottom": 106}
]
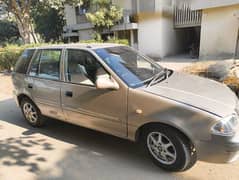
[
  {"left": 12, "top": 49, "right": 36, "bottom": 101},
  {"left": 61, "top": 49, "right": 128, "bottom": 138},
  {"left": 28, "top": 49, "right": 65, "bottom": 120}
]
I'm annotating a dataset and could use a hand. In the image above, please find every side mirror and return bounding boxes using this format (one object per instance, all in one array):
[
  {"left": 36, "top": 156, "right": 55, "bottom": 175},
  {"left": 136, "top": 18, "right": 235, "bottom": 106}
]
[{"left": 96, "top": 75, "right": 119, "bottom": 90}]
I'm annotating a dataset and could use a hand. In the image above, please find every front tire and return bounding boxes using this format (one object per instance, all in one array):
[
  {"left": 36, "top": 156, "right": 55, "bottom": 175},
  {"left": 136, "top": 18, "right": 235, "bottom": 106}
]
[
  {"left": 141, "top": 125, "right": 197, "bottom": 172},
  {"left": 20, "top": 98, "right": 45, "bottom": 127}
]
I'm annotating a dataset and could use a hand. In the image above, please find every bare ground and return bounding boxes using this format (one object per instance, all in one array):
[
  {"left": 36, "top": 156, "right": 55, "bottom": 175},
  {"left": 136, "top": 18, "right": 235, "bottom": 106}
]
[{"left": 0, "top": 74, "right": 239, "bottom": 180}]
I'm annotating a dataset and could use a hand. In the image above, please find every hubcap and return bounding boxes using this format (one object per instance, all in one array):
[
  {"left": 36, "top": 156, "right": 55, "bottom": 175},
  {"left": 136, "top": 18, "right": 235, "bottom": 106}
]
[
  {"left": 23, "top": 103, "right": 38, "bottom": 124},
  {"left": 147, "top": 132, "right": 177, "bottom": 165}
]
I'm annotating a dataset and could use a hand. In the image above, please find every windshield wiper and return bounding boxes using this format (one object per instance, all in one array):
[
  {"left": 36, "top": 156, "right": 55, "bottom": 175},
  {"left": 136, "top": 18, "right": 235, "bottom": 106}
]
[{"left": 146, "top": 69, "right": 168, "bottom": 87}]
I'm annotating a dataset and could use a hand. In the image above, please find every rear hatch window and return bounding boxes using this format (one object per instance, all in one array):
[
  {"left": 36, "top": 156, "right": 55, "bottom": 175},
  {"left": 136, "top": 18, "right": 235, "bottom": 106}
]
[{"left": 15, "top": 49, "right": 35, "bottom": 74}]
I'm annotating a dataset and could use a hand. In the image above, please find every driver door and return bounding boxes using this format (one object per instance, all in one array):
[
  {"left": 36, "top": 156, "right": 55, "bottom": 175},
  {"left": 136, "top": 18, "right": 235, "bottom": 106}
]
[{"left": 61, "top": 49, "right": 128, "bottom": 138}]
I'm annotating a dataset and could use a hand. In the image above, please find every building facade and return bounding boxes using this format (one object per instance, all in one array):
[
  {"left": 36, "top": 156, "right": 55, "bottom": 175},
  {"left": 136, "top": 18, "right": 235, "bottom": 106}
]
[
  {"left": 63, "top": 0, "right": 239, "bottom": 60},
  {"left": 191, "top": 0, "right": 239, "bottom": 59},
  {"left": 63, "top": 0, "right": 139, "bottom": 49}
]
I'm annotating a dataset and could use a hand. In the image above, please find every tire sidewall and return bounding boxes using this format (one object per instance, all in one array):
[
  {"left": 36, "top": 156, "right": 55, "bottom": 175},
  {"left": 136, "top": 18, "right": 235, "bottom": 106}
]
[
  {"left": 20, "top": 98, "right": 43, "bottom": 127},
  {"left": 142, "top": 126, "right": 190, "bottom": 171}
]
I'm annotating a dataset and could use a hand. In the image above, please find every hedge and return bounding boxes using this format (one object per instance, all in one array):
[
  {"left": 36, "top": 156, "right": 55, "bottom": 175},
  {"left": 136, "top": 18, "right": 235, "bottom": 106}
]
[
  {"left": 0, "top": 44, "right": 42, "bottom": 72},
  {"left": 0, "top": 45, "right": 24, "bottom": 71},
  {"left": 0, "top": 39, "right": 129, "bottom": 72},
  {"left": 80, "top": 38, "right": 129, "bottom": 45}
]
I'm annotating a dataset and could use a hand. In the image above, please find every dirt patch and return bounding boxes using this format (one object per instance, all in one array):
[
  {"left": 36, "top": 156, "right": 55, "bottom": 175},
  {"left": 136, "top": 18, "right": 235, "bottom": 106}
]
[
  {"left": 0, "top": 74, "right": 14, "bottom": 100},
  {"left": 183, "top": 61, "right": 217, "bottom": 76},
  {"left": 182, "top": 60, "right": 239, "bottom": 95}
]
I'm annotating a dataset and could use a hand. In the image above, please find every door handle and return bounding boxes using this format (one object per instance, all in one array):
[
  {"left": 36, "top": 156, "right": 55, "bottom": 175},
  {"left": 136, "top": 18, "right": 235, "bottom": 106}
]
[
  {"left": 28, "top": 83, "right": 33, "bottom": 89},
  {"left": 65, "top": 91, "right": 73, "bottom": 97}
]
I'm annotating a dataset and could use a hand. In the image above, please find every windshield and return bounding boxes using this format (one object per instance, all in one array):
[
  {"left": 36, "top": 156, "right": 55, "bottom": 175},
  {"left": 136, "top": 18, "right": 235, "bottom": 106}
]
[{"left": 94, "top": 46, "right": 164, "bottom": 88}]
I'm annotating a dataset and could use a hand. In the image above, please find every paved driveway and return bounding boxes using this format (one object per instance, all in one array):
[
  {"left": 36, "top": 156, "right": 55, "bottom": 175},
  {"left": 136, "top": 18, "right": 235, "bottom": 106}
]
[{"left": 0, "top": 74, "right": 239, "bottom": 180}]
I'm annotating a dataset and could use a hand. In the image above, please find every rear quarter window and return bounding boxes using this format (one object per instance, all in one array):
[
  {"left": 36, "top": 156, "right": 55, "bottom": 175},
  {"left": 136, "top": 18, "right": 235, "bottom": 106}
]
[{"left": 15, "top": 49, "right": 35, "bottom": 74}]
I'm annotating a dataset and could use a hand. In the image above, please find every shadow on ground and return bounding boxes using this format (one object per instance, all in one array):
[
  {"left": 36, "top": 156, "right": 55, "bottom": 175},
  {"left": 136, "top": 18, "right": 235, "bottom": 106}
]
[
  {"left": 0, "top": 98, "right": 55, "bottom": 174},
  {"left": 0, "top": 136, "right": 51, "bottom": 173},
  {"left": 0, "top": 98, "right": 199, "bottom": 180}
]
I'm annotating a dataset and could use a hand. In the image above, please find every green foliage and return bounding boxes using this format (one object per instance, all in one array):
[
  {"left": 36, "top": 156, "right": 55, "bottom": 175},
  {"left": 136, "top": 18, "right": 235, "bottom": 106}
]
[
  {"left": 0, "top": 20, "right": 20, "bottom": 45},
  {"left": 43, "top": 0, "right": 84, "bottom": 10},
  {"left": 0, "top": 40, "right": 128, "bottom": 71},
  {"left": 31, "top": 0, "right": 87, "bottom": 42},
  {"left": 0, "top": 45, "right": 23, "bottom": 71},
  {"left": 86, "top": 0, "right": 123, "bottom": 39},
  {"left": 32, "top": 0, "right": 90, "bottom": 42},
  {"left": 106, "top": 38, "right": 129, "bottom": 45},
  {"left": 80, "top": 39, "right": 103, "bottom": 44},
  {"left": 31, "top": 2, "right": 65, "bottom": 42},
  {"left": 80, "top": 38, "right": 129, "bottom": 45},
  {"left": 0, "top": 43, "right": 51, "bottom": 71},
  {"left": 0, "top": 0, "right": 87, "bottom": 44}
]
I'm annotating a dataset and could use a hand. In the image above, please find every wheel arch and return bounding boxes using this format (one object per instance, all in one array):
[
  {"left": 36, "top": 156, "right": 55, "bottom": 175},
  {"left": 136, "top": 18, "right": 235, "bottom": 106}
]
[
  {"left": 17, "top": 93, "right": 45, "bottom": 127},
  {"left": 17, "top": 94, "right": 33, "bottom": 105},
  {"left": 135, "top": 122, "right": 195, "bottom": 149},
  {"left": 17, "top": 94, "right": 41, "bottom": 113}
]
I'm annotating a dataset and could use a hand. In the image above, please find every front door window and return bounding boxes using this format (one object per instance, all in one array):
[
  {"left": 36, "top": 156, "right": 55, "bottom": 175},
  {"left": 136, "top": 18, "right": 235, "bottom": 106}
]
[{"left": 66, "top": 49, "right": 109, "bottom": 86}]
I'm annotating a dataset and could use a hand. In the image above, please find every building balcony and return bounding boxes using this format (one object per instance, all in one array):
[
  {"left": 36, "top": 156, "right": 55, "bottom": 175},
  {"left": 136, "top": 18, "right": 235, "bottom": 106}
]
[
  {"left": 174, "top": 2, "right": 202, "bottom": 28},
  {"left": 63, "top": 9, "right": 138, "bottom": 35}
]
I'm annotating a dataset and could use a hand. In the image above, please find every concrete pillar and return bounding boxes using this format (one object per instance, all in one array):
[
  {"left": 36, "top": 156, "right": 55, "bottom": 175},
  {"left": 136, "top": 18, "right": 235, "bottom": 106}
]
[{"left": 130, "top": 30, "right": 134, "bottom": 46}]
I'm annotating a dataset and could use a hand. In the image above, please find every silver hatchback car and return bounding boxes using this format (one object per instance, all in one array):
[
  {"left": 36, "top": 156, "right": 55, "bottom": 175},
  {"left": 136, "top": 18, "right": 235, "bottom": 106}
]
[{"left": 12, "top": 44, "right": 239, "bottom": 171}]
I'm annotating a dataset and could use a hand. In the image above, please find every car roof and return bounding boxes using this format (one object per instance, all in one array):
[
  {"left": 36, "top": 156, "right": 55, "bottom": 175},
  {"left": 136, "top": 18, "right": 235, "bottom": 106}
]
[{"left": 27, "top": 43, "right": 124, "bottom": 50}]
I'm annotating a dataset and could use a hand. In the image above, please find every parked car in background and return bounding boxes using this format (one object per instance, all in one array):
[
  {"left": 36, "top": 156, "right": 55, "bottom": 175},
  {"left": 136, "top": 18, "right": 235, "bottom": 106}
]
[{"left": 12, "top": 44, "right": 239, "bottom": 171}]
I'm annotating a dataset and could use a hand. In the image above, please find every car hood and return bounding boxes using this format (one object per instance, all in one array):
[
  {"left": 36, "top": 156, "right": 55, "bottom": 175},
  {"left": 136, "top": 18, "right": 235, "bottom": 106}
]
[{"left": 142, "top": 72, "right": 237, "bottom": 117}]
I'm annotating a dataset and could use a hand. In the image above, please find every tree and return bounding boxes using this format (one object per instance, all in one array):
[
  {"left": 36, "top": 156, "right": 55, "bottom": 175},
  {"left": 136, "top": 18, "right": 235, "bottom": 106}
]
[
  {"left": 1, "top": 0, "right": 38, "bottom": 44},
  {"left": 0, "top": 20, "right": 20, "bottom": 44},
  {"left": 31, "top": 3, "right": 65, "bottom": 42},
  {"left": 86, "top": 0, "right": 123, "bottom": 40},
  {"left": 0, "top": 0, "right": 85, "bottom": 44}
]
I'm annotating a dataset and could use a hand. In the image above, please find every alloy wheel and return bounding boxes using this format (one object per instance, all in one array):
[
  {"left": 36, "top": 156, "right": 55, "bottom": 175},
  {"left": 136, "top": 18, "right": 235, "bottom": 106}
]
[
  {"left": 23, "top": 102, "right": 38, "bottom": 124},
  {"left": 147, "top": 132, "right": 177, "bottom": 165}
]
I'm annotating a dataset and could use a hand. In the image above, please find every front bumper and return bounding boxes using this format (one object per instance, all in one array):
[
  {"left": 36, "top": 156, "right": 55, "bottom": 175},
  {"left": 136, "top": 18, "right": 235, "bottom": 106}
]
[{"left": 196, "top": 130, "right": 239, "bottom": 163}]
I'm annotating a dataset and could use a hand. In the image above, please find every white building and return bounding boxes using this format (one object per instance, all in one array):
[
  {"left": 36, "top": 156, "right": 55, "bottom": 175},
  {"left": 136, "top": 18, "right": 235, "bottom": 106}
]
[
  {"left": 63, "top": 0, "right": 139, "bottom": 49},
  {"left": 191, "top": 0, "right": 239, "bottom": 59},
  {"left": 63, "top": 0, "right": 239, "bottom": 60}
]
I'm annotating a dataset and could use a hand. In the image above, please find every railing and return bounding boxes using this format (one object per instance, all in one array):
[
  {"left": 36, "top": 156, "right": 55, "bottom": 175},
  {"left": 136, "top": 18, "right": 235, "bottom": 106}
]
[{"left": 174, "top": 2, "right": 202, "bottom": 28}]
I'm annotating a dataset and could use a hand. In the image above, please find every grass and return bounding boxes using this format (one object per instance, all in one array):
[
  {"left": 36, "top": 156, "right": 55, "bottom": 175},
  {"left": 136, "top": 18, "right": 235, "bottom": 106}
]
[
  {"left": 183, "top": 61, "right": 217, "bottom": 76},
  {"left": 183, "top": 60, "right": 239, "bottom": 95}
]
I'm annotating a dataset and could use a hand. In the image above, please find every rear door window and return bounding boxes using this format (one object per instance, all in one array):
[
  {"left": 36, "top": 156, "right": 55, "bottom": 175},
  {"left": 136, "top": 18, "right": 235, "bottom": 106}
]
[
  {"left": 15, "top": 49, "right": 35, "bottom": 74},
  {"left": 38, "top": 50, "right": 62, "bottom": 80},
  {"left": 29, "top": 49, "right": 62, "bottom": 80},
  {"left": 38, "top": 50, "right": 61, "bottom": 80}
]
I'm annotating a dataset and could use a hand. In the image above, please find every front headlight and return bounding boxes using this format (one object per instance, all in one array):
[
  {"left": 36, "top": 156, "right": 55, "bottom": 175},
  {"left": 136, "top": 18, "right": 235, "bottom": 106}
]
[{"left": 211, "top": 114, "right": 238, "bottom": 136}]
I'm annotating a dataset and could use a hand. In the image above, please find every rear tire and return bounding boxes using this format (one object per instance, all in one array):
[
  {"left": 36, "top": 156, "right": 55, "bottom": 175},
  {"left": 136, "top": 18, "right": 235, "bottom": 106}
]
[
  {"left": 20, "top": 98, "right": 45, "bottom": 127},
  {"left": 141, "top": 125, "right": 197, "bottom": 172}
]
